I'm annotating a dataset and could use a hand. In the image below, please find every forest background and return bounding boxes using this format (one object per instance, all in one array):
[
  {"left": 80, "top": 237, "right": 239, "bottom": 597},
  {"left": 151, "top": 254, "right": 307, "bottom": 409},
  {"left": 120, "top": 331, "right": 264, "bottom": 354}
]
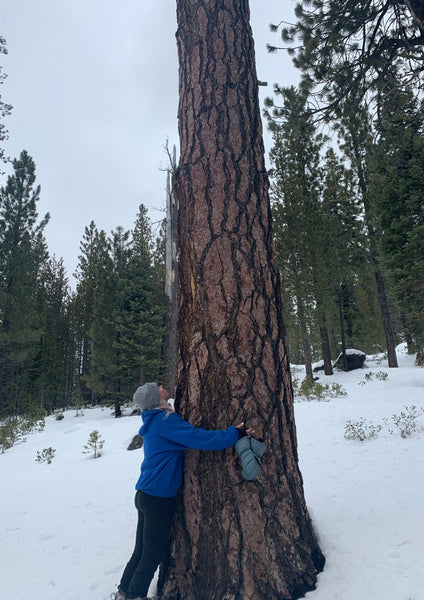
[{"left": 1, "top": 1, "right": 423, "bottom": 434}]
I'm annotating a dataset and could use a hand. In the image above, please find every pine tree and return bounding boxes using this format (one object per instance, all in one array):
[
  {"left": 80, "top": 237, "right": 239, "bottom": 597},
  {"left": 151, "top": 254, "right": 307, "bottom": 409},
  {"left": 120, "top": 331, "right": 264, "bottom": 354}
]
[
  {"left": 72, "top": 209, "right": 165, "bottom": 417},
  {"left": 82, "top": 430, "right": 104, "bottom": 459},
  {"left": 87, "top": 225, "right": 131, "bottom": 416},
  {"left": 0, "top": 150, "right": 49, "bottom": 416},
  {"left": 73, "top": 221, "right": 105, "bottom": 405},
  {"left": 160, "top": 2, "right": 324, "bottom": 597},
  {"left": 369, "top": 83, "right": 424, "bottom": 359},
  {"left": 271, "top": 0, "right": 424, "bottom": 117},
  {"left": 84, "top": 228, "right": 115, "bottom": 406},
  {"left": 268, "top": 86, "right": 324, "bottom": 378},
  {"left": 336, "top": 100, "right": 399, "bottom": 367},
  {"left": 32, "top": 256, "right": 71, "bottom": 413},
  {"left": 319, "top": 148, "right": 380, "bottom": 361},
  {"left": 121, "top": 206, "right": 164, "bottom": 389}
]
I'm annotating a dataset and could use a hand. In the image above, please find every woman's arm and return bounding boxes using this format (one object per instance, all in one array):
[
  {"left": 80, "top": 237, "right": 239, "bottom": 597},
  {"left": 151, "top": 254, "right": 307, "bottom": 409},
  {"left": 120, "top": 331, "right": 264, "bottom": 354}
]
[{"left": 161, "top": 412, "right": 239, "bottom": 450}]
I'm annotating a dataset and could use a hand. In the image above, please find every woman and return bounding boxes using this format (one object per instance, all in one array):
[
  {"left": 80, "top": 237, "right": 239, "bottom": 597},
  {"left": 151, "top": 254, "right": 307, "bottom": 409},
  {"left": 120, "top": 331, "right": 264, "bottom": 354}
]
[{"left": 111, "top": 382, "right": 251, "bottom": 600}]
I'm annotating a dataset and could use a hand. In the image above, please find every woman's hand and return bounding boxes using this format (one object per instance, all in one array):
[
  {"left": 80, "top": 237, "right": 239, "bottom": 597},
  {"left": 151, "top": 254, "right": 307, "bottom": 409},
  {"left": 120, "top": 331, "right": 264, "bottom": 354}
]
[{"left": 235, "top": 422, "right": 255, "bottom": 438}]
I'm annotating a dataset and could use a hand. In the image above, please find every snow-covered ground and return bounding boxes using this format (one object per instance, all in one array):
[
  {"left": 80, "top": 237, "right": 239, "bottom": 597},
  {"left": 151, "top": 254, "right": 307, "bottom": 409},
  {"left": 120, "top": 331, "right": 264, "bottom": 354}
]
[{"left": 1, "top": 344, "right": 423, "bottom": 600}]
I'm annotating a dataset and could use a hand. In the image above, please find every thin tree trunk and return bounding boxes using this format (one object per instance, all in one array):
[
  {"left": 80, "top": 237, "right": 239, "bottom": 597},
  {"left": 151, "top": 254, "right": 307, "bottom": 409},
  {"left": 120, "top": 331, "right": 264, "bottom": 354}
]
[
  {"left": 400, "top": 313, "right": 415, "bottom": 354},
  {"left": 0, "top": 318, "right": 11, "bottom": 414},
  {"left": 348, "top": 126, "right": 398, "bottom": 367},
  {"left": 297, "top": 296, "right": 314, "bottom": 381},
  {"left": 338, "top": 291, "right": 348, "bottom": 371},
  {"left": 374, "top": 266, "right": 398, "bottom": 367},
  {"left": 314, "top": 298, "right": 333, "bottom": 375},
  {"left": 319, "top": 322, "right": 333, "bottom": 375},
  {"left": 159, "top": 2, "right": 324, "bottom": 599}
]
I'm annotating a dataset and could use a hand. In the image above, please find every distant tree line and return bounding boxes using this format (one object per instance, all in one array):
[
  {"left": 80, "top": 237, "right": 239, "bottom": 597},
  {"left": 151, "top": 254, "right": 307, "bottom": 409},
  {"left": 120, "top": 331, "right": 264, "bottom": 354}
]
[
  {"left": 0, "top": 150, "right": 166, "bottom": 419},
  {"left": 3, "top": 106, "right": 422, "bottom": 422}
]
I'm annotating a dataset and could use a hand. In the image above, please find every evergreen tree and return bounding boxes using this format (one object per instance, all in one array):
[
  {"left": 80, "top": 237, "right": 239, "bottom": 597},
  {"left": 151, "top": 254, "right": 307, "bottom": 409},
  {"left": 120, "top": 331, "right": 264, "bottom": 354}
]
[
  {"left": 268, "top": 91, "right": 385, "bottom": 369},
  {"left": 160, "top": 2, "right": 324, "bottom": 597},
  {"left": 319, "top": 148, "right": 381, "bottom": 359},
  {"left": 72, "top": 210, "right": 165, "bottom": 417},
  {"left": 268, "top": 86, "right": 324, "bottom": 377},
  {"left": 0, "top": 150, "right": 49, "bottom": 416},
  {"left": 122, "top": 206, "right": 164, "bottom": 389},
  {"left": 83, "top": 227, "right": 114, "bottom": 406},
  {"left": 66, "top": 290, "right": 86, "bottom": 412},
  {"left": 72, "top": 221, "right": 104, "bottom": 405},
  {"left": 336, "top": 100, "right": 400, "bottom": 367},
  {"left": 270, "top": 0, "right": 424, "bottom": 117},
  {"left": 87, "top": 226, "right": 129, "bottom": 415},
  {"left": 32, "top": 256, "right": 71, "bottom": 413},
  {"left": 82, "top": 429, "right": 104, "bottom": 459},
  {"left": 369, "top": 83, "right": 424, "bottom": 359}
]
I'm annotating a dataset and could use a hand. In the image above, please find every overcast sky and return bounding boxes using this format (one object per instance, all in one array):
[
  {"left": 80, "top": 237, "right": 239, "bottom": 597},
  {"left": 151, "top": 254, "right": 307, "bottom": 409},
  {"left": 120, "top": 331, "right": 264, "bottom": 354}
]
[{"left": 2, "top": 0, "right": 299, "bottom": 285}]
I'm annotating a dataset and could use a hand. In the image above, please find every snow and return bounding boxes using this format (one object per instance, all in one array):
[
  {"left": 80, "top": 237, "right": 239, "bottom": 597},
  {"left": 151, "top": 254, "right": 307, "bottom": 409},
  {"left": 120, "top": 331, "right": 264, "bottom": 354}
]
[
  {"left": 344, "top": 348, "right": 366, "bottom": 355},
  {"left": 1, "top": 344, "right": 424, "bottom": 600}
]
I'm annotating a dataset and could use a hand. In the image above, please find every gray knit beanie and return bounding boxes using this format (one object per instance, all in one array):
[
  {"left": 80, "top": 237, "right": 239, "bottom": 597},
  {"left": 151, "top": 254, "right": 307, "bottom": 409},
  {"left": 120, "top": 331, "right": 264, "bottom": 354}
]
[{"left": 133, "top": 383, "right": 160, "bottom": 411}]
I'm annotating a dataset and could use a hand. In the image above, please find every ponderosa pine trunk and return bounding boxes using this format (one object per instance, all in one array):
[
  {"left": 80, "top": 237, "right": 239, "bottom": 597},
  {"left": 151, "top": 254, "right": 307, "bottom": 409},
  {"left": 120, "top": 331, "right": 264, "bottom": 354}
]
[{"left": 158, "top": 2, "right": 325, "bottom": 599}]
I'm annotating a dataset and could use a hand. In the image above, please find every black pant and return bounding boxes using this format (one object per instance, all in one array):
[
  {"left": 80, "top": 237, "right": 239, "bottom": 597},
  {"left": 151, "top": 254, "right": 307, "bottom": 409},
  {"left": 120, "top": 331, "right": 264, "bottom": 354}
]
[{"left": 119, "top": 490, "right": 176, "bottom": 599}]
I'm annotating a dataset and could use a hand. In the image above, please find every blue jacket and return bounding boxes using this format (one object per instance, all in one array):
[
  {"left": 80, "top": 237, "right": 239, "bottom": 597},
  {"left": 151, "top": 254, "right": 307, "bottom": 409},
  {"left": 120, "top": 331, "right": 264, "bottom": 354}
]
[{"left": 135, "top": 409, "right": 239, "bottom": 497}]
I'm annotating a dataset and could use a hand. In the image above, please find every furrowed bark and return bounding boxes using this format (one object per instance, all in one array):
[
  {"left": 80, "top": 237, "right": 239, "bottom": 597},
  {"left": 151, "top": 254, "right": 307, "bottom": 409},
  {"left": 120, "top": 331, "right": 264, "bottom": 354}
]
[{"left": 158, "top": 2, "right": 325, "bottom": 599}]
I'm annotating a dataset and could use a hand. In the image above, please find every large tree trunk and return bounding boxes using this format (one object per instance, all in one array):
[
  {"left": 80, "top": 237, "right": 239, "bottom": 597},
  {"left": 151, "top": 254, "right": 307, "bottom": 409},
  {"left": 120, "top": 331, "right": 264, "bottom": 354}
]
[{"left": 159, "top": 2, "right": 324, "bottom": 599}]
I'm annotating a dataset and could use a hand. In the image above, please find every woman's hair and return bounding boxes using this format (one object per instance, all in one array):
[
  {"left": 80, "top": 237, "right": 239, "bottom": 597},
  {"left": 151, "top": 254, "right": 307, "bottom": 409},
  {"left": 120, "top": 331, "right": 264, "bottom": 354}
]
[{"left": 159, "top": 397, "right": 175, "bottom": 418}]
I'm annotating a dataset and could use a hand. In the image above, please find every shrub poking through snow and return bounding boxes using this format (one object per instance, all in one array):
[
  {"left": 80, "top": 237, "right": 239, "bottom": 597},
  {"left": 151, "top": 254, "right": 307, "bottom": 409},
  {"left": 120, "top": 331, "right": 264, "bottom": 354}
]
[
  {"left": 83, "top": 430, "right": 105, "bottom": 459},
  {"left": 295, "top": 378, "right": 347, "bottom": 401},
  {"left": 327, "top": 382, "right": 348, "bottom": 398},
  {"left": 384, "top": 405, "right": 424, "bottom": 438},
  {"left": 36, "top": 447, "right": 56, "bottom": 464},
  {"left": 298, "top": 378, "right": 328, "bottom": 400},
  {"left": 345, "top": 405, "right": 424, "bottom": 441},
  {"left": 0, "top": 414, "right": 45, "bottom": 453},
  {"left": 344, "top": 418, "right": 382, "bottom": 441},
  {"left": 375, "top": 371, "right": 389, "bottom": 381},
  {"left": 359, "top": 371, "right": 389, "bottom": 385},
  {"left": 0, "top": 418, "right": 22, "bottom": 452}
]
